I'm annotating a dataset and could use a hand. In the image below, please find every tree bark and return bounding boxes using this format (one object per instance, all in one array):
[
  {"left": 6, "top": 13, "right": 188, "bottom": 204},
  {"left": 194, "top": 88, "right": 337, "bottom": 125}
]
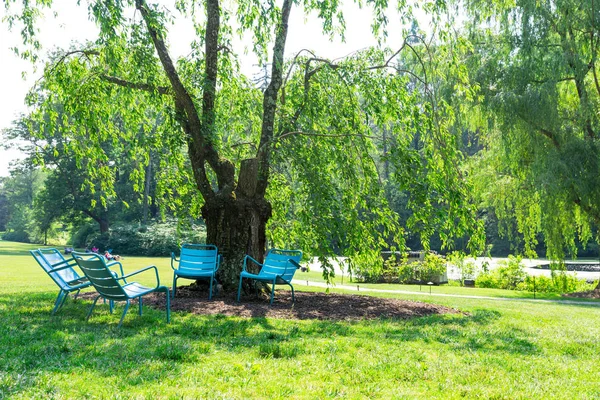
[
  {"left": 143, "top": 151, "right": 152, "bottom": 224},
  {"left": 201, "top": 155, "right": 272, "bottom": 291},
  {"left": 200, "top": 158, "right": 272, "bottom": 290},
  {"left": 99, "top": 218, "right": 109, "bottom": 234},
  {"left": 201, "top": 197, "right": 271, "bottom": 290}
]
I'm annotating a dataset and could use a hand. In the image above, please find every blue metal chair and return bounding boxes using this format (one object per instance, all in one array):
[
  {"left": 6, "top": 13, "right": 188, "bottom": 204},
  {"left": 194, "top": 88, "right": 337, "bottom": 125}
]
[
  {"left": 171, "top": 244, "right": 221, "bottom": 299},
  {"left": 237, "top": 249, "right": 303, "bottom": 305},
  {"left": 30, "top": 248, "right": 107, "bottom": 314},
  {"left": 71, "top": 252, "right": 170, "bottom": 327}
]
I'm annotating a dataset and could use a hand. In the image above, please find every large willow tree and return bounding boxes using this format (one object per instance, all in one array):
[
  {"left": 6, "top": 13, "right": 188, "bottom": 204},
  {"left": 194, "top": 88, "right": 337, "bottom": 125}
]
[
  {"left": 462, "top": 0, "right": 600, "bottom": 261},
  {"left": 5, "top": 0, "right": 482, "bottom": 289}
]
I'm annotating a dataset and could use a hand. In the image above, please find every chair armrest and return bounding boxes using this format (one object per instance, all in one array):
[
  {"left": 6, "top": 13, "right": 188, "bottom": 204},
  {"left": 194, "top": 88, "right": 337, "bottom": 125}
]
[
  {"left": 48, "top": 260, "right": 79, "bottom": 273},
  {"left": 243, "top": 255, "right": 263, "bottom": 272},
  {"left": 106, "top": 261, "right": 125, "bottom": 277},
  {"left": 170, "top": 252, "right": 179, "bottom": 271},
  {"left": 117, "top": 265, "right": 161, "bottom": 288},
  {"left": 288, "top": 259, "right": 302, "bottom": 270},
  {"left": 282, "top": 259, "right": 303, "bottom": 276},
  {"left": 64, "top": 279, "right": 91, "bottom": 289}
]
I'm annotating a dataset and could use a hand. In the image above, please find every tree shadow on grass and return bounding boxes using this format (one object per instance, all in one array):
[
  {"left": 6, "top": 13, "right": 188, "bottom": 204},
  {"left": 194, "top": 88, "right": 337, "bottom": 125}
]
[{"left": 0, "top": 292, "right": 538, "bottom": 397}]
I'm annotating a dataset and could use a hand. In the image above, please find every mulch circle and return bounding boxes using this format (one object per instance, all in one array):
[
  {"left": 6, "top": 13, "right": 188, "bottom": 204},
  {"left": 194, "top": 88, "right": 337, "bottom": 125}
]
[
  {"left": 80, "top": 286, "right": 462, "bottom": 321},
  {"left": 563, "top": 289, "right": 600, "bottom": 299}
]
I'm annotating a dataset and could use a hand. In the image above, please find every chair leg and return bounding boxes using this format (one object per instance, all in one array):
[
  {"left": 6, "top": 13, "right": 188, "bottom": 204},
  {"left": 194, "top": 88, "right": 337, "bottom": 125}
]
[
  {"left": 164, "top": 288, "right": 171, "bottom": 323},
  {"left": 213, "top": 278, "right": 219, "bottom": 295},
  {"left": 237, "top": 276, "right": 244, "bottom": 302},
  {"left": 270, "top": 282, "right": 276, "bottom": 305},
  {"left": 73, "top": 289, "right": 81, "bottom": 300},
  {"left": 109, "top": 300, "right": 114, "bottom": 314},
  {"left": 52, "top": 290, "right": 66, "bottom": 315},
  {"left": 87, "top": 295, "right": 101, "bottom": 321},
  {"left": 289, "top": 282, "right": 295, "bottom": 303},
  {"left": 59, "top": 291, "right": 70, "bottom": 310},
  {"left": 138, "top": 297, "right": 143, "bottom": 316},
  {"left": 118, "top": 300, "right": 130, "bottom": 328},
  {"left": 172, "top": 274, "right": 177, "bottom": 299},
  {"left": 208, "top": 275, "right": 213, "bottom": 300}
]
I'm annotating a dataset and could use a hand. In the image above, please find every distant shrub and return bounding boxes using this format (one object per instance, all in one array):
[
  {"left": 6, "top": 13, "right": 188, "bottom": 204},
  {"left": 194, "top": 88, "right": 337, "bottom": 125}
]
[
  {"left": 475, "top": 256, "right": 593, "bottom": 293},
  {"left": 1, "top": 231, "right": 30, "bottom": 243},
  {"left": 447, "top": 252, "right": 477, "bottom": 286},
  {"left": 72, "top": 221, "right": 207, "bottom": 257},
  {"left": 356, "top": 252, "right": 447, "bottom": 284},
  {"left": 71, "top": 224, "right": 97, "bottom": 248},
  {"left": 496, "top": 255, "right": 526, "bottom": 289},
  {"left": 517, "top": 273, "right": 595, "bottom": 293},
  {"left": 419, "top": 253, "right": 447, "bottom": 282},
  {"left": 475, "top": 272, "right": 499, "bottom": 288}
]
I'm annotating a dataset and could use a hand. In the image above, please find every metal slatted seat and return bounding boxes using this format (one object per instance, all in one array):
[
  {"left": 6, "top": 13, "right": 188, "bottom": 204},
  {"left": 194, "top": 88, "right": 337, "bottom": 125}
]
[
  {"left": 71, "top": 252, "right": 170, "bottom": 327},
  {"left": 237, "top": 249, "right": 303, "bottom": 305},
  {"left": 171, "top": 244, "right": 221, "bottom": 299}
]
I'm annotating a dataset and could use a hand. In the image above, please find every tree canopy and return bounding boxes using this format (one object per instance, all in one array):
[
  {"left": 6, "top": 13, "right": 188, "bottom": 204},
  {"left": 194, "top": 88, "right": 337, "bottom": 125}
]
[
  {"left": 462, "top": 0, "right": 600, "bottom": 259},
  {"left": 3, "top": 0, "right": 485, "bottom": 289}
]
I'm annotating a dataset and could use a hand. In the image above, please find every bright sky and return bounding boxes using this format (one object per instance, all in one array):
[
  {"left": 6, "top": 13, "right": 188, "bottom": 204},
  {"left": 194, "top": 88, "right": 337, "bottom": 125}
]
[{"left": 0, "top": 1, "right": 415, "bottom": 177}]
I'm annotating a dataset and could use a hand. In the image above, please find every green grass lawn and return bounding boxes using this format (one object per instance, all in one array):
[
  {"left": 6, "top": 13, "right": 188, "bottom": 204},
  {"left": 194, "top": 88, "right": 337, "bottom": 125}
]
[{"left": 2, "top": 240, "right": 600, "bottom": 398}]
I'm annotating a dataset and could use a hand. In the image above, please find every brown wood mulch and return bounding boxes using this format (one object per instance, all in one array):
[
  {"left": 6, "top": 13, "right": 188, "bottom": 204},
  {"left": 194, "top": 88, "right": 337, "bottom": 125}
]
[
  {"left": 563, "top": 289, "right": 600, "bottom": 299},
  {"left": 80, "top": 286, "right": 461, "bottom": 321}
]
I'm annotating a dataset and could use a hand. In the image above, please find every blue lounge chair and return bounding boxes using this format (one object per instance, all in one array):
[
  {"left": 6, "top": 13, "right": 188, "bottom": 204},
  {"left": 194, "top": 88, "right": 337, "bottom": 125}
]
[
  {"left": 171, "top": 244, "right": 221, "bottom": 299},
  {"left": 237, "top": 249, "right": 303, "bottom": 305},
  {"left": 71, "top": 252, "right": 170, "bottom": 327},
  {"left": 30, "top": 248, "right": 105, "bottom": 314}
]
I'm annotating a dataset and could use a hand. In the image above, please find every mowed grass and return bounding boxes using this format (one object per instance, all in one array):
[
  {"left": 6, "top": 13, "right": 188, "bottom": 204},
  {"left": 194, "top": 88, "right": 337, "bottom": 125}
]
[{"left": 1, "top": 240, "right": 600, "bottom": 399}]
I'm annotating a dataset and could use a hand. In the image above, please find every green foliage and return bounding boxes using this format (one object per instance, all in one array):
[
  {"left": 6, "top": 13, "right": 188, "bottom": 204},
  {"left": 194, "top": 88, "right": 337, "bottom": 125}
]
[
  {"left": 70, "top": 224, "right": 97, "bottom": 248},
  {"left": 419, "top": 253, "right": 447, "bottom": 282},
  {"left": 474, "top": 272, "right": 499, "bottom": 289},
  {"left": 474, "top": 256, "right": 593, "bottom": 293},
  {"left": 447, "top": 251, "right": 476, "bottom": 285},
  {"left": 1, "top": 230, "right": 31, "bottom": 243},
  {"left": 355, "top": 252, "right": 447, "bottom": 284},
  {"left": 516, "top": 274, "right": 595, "bottom": 294},
  {"left": 4, "top": 0, "right": 487, "bottom": 289},
  {"left": 75, "top": 221, "right": 207, "bottom": 257},
  {"left": 476, "top": 256, "right": 525, "bottom": 290},
  {"left": 464, "top": 0, "right": 600, "bottom": 260}
]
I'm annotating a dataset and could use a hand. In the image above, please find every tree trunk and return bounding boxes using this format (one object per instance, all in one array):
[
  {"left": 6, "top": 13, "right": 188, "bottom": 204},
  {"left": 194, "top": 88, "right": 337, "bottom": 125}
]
[
  {"left": 99, "top": 218, "right": 109, "bottom": 234},
  {"left": 142, "top": 151, "right": 152, "bottom": 224},
  {"left": 201, "top": 158, "right": 272, "bottom": 291},
  {"left": 201, "top": 195, "right": 271, "bottom": 291}
]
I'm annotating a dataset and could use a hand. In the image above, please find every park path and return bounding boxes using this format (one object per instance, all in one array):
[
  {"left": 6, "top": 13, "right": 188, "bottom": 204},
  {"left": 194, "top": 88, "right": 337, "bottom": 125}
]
[{"left": 292, "top": 279, "right": 600, "bottom": 307}]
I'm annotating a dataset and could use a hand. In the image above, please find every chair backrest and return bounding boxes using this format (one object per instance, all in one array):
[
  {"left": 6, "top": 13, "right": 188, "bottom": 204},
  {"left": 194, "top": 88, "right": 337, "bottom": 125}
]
[
  {"left": 177, "top": 244, "right": 219, "bottom": 275},
  {"left": 30, "top": 248, "right": 82, "bottom": 290},
  {"left": 71, "top": 252, "right": 127, "bottom": 301},
  {"left": 261, "top": 249, "right": 303, "bottom": 282}
]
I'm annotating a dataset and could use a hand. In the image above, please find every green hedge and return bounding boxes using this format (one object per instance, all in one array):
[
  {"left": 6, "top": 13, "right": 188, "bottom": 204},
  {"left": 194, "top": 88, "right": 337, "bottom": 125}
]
[
  {"left": 1, "top": 231, "right": 31, "bottom": 243},
  {"left": 475, "top": 256, "right": 595, "bottom": 293},
  {"left": 72, "top": 222, "right": 206, "bottom": 257}
]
